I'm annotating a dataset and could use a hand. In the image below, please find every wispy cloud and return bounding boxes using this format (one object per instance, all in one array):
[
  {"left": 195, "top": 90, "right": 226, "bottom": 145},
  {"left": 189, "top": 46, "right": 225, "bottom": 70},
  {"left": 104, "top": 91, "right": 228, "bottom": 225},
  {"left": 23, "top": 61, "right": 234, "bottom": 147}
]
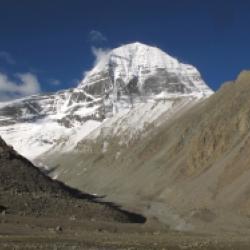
[
  {"left": 0, "top": 72, "right": 41, "bottom": 101},
  {"left": 88, "top": 30, "right": 107, "bottom": 43},
  {"left": 81, "top": 31, "right": 109, "bottom": 83},
  {"left": 0, "top": 51, "right": 15, "bottom": 65},
  {"left": 83, "top": 46, "right": 111, "bottom": 80},
  {"left": 50, "top": 79, "right": 61, "bottom": 86},
  {"left": 91, "top": 46, "right": 110, "bottom": 65}
]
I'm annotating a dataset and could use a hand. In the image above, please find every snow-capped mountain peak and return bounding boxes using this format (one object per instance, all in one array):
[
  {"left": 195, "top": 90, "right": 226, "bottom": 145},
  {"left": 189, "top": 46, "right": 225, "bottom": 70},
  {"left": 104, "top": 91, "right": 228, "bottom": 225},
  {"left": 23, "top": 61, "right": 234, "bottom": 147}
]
[
  {"left": 80, "top": 42, "right": 211, "bottom": 96},
  {"left": 77, "top": 42, "right": 212, "bottom": 117},
  {"left": 81, "top": 42, "right": 179, "bottom": 84},
  {"left": 0, "top": 42, "right": 213, "bottom": 160}
]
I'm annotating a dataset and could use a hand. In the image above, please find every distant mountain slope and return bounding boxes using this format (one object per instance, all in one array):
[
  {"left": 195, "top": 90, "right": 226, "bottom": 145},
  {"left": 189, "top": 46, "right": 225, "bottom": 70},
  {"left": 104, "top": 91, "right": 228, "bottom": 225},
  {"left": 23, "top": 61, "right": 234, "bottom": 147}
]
[
  {"left": 42, "top": 71, "right": 250, "bottom": 233},
  {"left": 0, "top": 136, "right": 145, "bottom": 223},
  {"left": 0, "top": 42, "right": 213, "bottom": 160}
]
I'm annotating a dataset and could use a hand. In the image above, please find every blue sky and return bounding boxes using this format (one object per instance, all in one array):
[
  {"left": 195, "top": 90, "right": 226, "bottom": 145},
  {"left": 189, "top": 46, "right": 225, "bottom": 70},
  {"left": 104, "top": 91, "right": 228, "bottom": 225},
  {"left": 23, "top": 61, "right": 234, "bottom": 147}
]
[{"left": 0, "top": 0, "right": 249, "bottom": 100}]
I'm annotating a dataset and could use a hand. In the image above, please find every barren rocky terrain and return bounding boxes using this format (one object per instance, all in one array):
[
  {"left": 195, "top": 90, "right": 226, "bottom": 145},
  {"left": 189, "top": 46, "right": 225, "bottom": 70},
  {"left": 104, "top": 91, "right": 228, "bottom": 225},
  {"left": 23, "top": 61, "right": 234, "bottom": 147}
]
[{"left": 2, "top": 213, "right": 250, "bottom": 249}]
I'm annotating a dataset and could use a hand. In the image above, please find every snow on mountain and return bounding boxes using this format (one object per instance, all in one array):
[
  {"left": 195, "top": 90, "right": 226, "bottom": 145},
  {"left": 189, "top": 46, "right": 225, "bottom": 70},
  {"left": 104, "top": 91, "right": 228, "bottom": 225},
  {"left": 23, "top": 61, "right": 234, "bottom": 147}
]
[
  {"left": 0, "top": 42, "right": 213, "bottom": 161},
  {"left": 81, "top": 42, "right": 212, "bottom": 115}
]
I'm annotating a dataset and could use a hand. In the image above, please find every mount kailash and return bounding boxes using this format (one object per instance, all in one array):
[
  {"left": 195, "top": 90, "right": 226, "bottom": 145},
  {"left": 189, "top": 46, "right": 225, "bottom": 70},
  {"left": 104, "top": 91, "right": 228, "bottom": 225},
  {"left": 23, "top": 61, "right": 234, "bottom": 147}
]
[{"left": 0, "top": 42, "right": 213, "bottom": 163}]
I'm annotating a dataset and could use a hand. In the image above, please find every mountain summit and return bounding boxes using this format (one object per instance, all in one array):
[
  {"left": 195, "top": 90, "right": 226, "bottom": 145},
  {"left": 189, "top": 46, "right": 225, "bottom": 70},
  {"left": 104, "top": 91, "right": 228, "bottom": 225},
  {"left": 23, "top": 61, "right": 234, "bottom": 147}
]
[
  {"left": 0, "top": 42, "right": 213, "bottom": 160},
  {"left": 81, "top": 42, "right": 212, "bottom": 115}
]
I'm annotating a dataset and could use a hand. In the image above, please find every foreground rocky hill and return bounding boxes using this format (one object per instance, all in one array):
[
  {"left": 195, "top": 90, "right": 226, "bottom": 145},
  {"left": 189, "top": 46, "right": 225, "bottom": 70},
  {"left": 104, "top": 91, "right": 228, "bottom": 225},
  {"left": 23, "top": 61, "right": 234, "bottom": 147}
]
[
  {"left": 0, "top": 136, "right": 145, "bottom": 223},
  {"left": 42, "top": 71, "right": 250, "bottom": 233}
]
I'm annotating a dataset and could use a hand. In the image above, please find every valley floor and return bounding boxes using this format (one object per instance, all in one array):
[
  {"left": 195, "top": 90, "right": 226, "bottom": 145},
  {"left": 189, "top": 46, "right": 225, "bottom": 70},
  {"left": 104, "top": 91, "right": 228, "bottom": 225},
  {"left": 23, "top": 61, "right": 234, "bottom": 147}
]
[{"left": 1, "top": 214, "right": 250, "bottom": 250}]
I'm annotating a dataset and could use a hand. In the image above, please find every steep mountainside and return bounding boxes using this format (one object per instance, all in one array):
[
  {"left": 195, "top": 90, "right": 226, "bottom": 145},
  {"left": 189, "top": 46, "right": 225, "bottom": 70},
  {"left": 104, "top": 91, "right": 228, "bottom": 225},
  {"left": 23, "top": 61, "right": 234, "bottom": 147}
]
[
  {"left": 42, "top": 71, "right": 250, "bottom": 233},
  {"left": 0, "top": 136, "right": 145, "bottom": 223},
  {"left": 0, "top": 42, "right": 213, "bottom": 160}
]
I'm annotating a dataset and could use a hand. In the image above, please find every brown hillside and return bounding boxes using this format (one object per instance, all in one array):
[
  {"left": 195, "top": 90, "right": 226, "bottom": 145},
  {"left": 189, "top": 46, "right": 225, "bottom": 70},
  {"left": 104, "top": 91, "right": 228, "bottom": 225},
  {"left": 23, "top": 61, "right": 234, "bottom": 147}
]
[{"left": 43, "top": 71, "right": 250, "bottom": 233}]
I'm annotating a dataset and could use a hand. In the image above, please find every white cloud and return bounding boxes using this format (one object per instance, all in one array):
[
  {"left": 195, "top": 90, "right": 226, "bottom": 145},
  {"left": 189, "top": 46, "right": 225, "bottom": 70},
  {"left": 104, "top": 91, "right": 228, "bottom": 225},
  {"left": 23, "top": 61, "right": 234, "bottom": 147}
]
[
  {"left": 0, "top": 72, "right": 41, "bottom": 101},
  {"left": 89, "top": 30, "right": 107, "bottom": 43},
  {"left": 81, "top": 30, "right": 109, "bottom": 81},
  {"left": 83, "top": 47, "right": 111, "bottom": 79},
  {"left": 50, "top": 79, "right": 61, "bottom": 86},
  {"left": 0, "top": 51, "right": 15, "bottom": 65},
  {"left": 91, "top": 46, "right": 110, "bottom": 65}
]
